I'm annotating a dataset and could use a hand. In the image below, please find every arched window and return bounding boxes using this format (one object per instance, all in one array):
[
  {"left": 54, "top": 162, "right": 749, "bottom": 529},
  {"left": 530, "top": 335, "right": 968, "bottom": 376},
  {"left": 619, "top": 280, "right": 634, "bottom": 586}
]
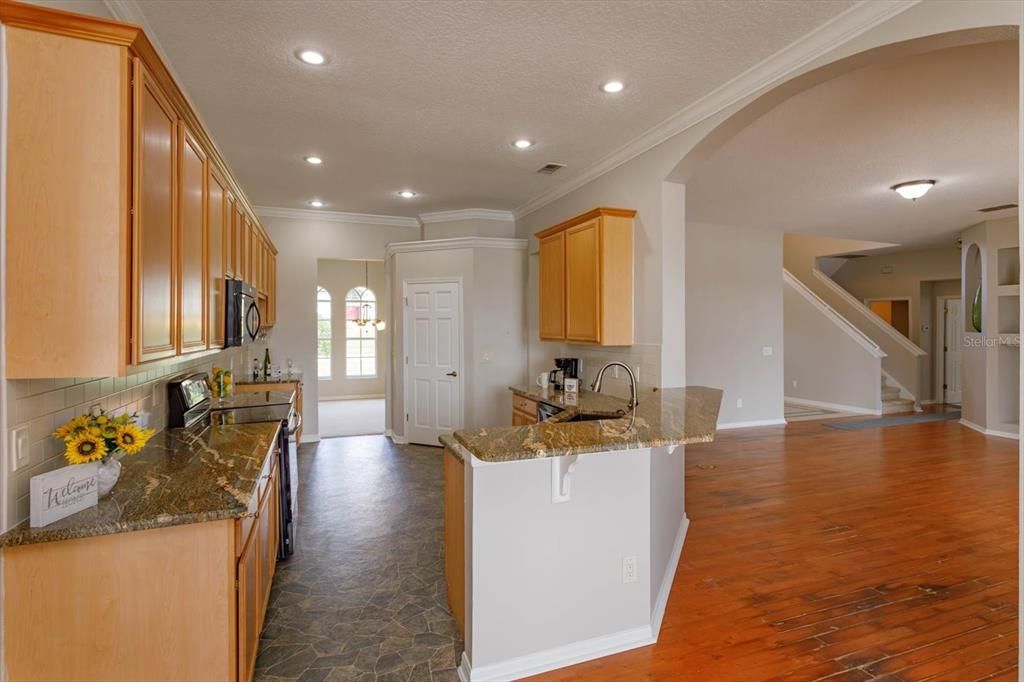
[
  {"left": 316, "top": 286, "right": 332, "bottom": 378},
  {"left": 345, "top": 286, "right": 377, "bottom": 377}
]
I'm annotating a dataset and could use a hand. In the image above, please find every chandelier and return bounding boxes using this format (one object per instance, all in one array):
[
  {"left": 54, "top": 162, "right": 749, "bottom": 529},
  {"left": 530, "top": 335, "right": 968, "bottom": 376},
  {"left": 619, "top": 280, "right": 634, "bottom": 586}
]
[{"left": 355, "top": 261, "right": 386, "bottom": 331}]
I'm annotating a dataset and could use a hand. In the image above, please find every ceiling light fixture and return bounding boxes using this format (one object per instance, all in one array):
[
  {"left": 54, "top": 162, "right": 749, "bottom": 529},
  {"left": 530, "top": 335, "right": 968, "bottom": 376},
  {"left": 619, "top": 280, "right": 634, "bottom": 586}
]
[
  {"left": 601, "top": 80, "right": 624, "bottom": 94},
  {"left": 308, "top": 199, "right": 325, "bottom": 208},
  {"left": 513, "top": 139, "right": 534, "bottom": 149},
  {"left": 297, "top": 49, "right": 326, "bottom": 65},
  {"left": 304, "top": 155, "right": 323, "bottom": 165},
  {"left": 397, "top": 190, "right": 417, "bottom": 199},
  {"left": 891, "top": 180, "right": 936, "bottom": 201},
  {"left": 355, "top": 261, "right": 386, "bottom": 331}
]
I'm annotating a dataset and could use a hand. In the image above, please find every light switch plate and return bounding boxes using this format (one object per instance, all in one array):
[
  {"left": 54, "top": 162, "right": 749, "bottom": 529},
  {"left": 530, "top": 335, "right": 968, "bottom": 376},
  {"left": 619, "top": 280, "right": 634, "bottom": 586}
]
[
  {"left": 10, "top": 425, "right": 30, "bottom": 472},
  {"left": 762, "top": 346, "right": 773, "bottom": 357}
]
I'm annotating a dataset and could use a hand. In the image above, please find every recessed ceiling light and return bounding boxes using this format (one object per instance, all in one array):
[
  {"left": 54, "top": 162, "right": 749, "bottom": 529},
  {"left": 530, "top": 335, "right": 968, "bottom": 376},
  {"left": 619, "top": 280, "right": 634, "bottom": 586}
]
[
  {"left": 397, "top": 190, "right": 417, "bottom": 199},
  {"left": 891, "top": 179, "right": 936, "bottom": 200},
  {"left": 308, "top": 199, "right": 325, "bottom": 208},
  {"left": 513, "top": 139, "right": 534, "bottom": 149},
  {"left": 601, "top": 80, "right": 624, "bottom": 94},
  {"left": 297, "top": 50, "right": 326, "bottom": 65},
  {"left": 304, "top": 155, "right": 323, "bottom": 165}
]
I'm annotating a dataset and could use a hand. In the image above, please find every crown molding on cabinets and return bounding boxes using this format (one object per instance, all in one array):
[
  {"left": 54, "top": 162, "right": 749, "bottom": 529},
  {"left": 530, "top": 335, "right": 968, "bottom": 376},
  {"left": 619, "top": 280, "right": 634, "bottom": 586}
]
[
  {"left": 255, "top": 205, "right": 421, "bottom": 229},
  {"left": 386, "top": 237, "right": 528, "bottom": 256},
  {"left": 418, "top": 209, "right": 515, "bottom": 224},
  {"left": 512, "top": 0, "right": 918, "bottom": 220}
]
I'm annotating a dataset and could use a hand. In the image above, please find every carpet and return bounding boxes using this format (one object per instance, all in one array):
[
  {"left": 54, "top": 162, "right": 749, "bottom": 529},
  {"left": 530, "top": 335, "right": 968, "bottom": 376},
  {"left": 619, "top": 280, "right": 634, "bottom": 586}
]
[{"left": 824, "top": 411, "right": 961, "bottom": 431}]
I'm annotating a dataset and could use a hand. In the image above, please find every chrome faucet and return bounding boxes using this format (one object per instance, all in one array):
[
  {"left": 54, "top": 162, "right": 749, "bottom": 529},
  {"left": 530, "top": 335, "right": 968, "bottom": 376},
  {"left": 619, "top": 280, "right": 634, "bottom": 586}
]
[{"left": 591, "top": 362, "right": 638, "bottom": 410}]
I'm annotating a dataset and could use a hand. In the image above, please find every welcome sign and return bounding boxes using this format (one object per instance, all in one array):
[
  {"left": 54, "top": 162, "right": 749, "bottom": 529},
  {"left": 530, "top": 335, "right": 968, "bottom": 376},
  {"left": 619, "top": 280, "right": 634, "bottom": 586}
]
[{"left": 30, "top": 462, "right": 99, "bottom": 527}]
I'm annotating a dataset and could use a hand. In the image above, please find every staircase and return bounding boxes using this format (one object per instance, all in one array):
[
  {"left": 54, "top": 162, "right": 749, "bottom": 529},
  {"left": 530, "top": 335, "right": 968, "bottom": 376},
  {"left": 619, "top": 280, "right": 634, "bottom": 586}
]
[{"left": 881, "top": 374, "right": 915, "bottom": 414}]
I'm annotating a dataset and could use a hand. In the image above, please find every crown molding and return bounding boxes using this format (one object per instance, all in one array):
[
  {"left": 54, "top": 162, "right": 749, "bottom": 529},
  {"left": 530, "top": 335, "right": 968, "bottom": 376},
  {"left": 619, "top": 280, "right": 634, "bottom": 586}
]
[
  {"left": 255, "top": 206, "right": 421, "bottom": 228},
  {"left": 512, "top": 0, "right": 918, "bottom": 219},
  {"left": 386, "top": 237, "right": 527, "bottom": 256},
  {"left": 418, "top": 208, "right": 516, "bottom": 224}
]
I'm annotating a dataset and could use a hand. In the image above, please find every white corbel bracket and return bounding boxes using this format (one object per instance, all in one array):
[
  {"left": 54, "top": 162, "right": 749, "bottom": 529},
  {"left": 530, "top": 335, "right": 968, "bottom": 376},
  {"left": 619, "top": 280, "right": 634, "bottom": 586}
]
[{"left": 551, "top": 455, "right": 579, "bottom": 503}]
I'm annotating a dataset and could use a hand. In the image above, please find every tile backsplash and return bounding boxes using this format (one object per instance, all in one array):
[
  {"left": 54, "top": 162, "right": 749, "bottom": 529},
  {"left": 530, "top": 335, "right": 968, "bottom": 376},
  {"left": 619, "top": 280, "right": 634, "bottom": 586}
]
[
  {"left": 529, "top": 341, "right": 663, "bottom": 399},
  {"left": 4, "top": 347, "right": 248, "bottom": 527}
]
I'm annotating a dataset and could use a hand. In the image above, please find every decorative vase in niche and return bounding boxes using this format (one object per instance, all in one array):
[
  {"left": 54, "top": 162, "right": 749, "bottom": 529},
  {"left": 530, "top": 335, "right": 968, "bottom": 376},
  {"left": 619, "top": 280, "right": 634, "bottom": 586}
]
[
  {"left": 97, "top": 456, "right": 122, "bottom": 497},
  {"left": 971, "top": 285, "right": 983, "bottom": 333}
]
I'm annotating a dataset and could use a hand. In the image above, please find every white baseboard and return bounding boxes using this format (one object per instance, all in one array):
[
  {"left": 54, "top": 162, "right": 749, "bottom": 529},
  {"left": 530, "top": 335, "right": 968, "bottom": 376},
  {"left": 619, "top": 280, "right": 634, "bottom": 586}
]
[
  {"left": 299, "top": 433, "right": 320, "bottom": 444},
  {"left": 319, "top": 394, "right": 385, "bottom": 401},
  {"left": 717, "top": 418, "right": 787, "bottom": 430},
  {"left": 960, "top": 419, "right": 1020, "bottom": 440},
  {"left": 458, "top": 517, "right": 688, "bottom": 682},
  {"left": 385, "top": 428, "right": 409, "bottom": 445},
  {"left": 784, "top": 396, "right": 881, "bottom": 416},
  {"left": 651, "top": 516, "right": 689, "bottom": 634},
  {"left": 461, "top": 625, "right": 655, "bottom": 682}
]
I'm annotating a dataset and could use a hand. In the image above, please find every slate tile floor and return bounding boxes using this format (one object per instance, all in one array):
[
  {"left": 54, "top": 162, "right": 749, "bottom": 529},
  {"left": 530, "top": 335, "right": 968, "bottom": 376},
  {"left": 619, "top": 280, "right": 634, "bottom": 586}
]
[{"left": 256, "top": 435, "right": 462, "bottom": 682}]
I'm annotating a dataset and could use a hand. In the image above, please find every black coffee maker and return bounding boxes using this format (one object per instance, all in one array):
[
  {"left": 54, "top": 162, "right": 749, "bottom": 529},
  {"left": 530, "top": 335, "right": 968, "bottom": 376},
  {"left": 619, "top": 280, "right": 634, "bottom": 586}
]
[{"left": 548, "top": 357, "right": 580, "bottom": 390}]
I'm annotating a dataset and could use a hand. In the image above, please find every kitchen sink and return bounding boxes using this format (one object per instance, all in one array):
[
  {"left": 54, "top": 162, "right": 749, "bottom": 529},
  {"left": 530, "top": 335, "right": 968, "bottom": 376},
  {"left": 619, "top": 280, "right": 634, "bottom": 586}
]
[{"left": 565, "top": 412, "right": 622, "bottom": 422}]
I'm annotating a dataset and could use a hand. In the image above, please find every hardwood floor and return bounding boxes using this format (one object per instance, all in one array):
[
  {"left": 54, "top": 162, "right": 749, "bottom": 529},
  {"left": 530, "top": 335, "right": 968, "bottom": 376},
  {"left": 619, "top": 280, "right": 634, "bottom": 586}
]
[{"left": 529, "top": 418, "right": 1018, "bottom": 681}]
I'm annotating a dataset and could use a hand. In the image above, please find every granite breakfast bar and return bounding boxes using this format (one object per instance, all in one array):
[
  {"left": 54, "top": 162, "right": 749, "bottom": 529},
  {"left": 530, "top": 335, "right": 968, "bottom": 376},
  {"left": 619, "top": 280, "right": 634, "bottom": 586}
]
[
  {"left": 442, "top": 386, "right": 723, "bottom": 681},
  {"left": 0, "top": 421, "right": 284, "bottom": 681}
]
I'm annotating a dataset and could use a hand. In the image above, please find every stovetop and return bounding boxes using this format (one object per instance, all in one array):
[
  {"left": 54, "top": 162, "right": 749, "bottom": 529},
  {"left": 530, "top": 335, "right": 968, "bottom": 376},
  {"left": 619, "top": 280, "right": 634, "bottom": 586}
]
[
  {"left": 208, "top": 403, "right": 294, "bottom": 427},
  {"left": 210, "top": 390, "right": 294, "bottom": 410}
]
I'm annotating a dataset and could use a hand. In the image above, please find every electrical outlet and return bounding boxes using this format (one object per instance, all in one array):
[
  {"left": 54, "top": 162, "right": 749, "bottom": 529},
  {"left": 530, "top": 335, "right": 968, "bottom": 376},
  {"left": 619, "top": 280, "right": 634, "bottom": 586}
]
[
  {"left": 736, "top": 398, "right": 743, "bottom": 409},
  {"left": 634, "top": 366, "right": 640, "bottom": 383},
  {"left": 152, "top": 384, "right": 162, "bottom": 407},
  {"left": 792, "top": 380, "right": 798, "bottom": 388},
  {"left": 762, "top": 346, "right": 773, "bottom": 357},
  {"left": 10, "top": 425, "right": 30, "bottom": 472},
  {"left": 622, "top": 555, "right": 637, "bottom": 584}
]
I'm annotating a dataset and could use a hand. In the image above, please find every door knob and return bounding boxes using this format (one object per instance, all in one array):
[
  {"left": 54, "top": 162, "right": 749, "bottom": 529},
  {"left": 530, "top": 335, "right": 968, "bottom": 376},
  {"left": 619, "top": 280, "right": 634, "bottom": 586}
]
[{"left": 446, "top": 371, "right": 458, "bottom": 377}]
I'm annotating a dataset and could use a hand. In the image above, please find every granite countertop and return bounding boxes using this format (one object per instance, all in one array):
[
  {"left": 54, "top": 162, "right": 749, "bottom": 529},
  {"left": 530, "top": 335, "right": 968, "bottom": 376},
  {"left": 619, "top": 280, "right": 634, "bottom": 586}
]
[
  {"left": 212, "top": 389, "right": 295, "bottom": 409},
  {"left": 442, "top": 385, "right": 723, "bottom": 463},
  {"left": 0, "top": 421, "right": 281, "bottom": 548}
]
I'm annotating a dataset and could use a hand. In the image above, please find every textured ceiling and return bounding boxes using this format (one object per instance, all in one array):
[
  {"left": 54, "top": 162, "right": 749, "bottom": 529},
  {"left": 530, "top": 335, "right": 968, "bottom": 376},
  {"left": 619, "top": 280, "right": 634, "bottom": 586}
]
[
  {"left": 131, "top": 0, "right": 856, "bottom": 216},
  {"left": 687, "top": 40, "right": 1020, "bottom": 249}
]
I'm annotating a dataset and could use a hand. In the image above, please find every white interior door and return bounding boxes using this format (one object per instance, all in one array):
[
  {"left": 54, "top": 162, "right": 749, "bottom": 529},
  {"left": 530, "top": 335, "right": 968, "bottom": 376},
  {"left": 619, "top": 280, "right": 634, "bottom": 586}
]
[
  {"left": 943, "top": 298, "right": 962, "bottom": 404},
  {"left": 405, "top": 280, "right": 462, "bottom": 445}
]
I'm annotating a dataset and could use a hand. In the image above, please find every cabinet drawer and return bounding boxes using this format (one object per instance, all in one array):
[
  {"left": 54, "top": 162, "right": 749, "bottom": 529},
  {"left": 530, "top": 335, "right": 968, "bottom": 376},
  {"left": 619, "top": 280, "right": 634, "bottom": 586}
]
[
  {"left": 512, "top": 394, "right": 537, "bottom": 417},
  {"left": 257, "top": 449, "right": 276, "bottom": 503},
  {"left": 235, "top": 489, "right": 259, "bottom": 555}
]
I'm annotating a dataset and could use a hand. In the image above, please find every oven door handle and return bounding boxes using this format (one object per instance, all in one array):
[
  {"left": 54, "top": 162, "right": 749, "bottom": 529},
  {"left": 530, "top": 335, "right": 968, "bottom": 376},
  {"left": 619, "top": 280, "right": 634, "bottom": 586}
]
[{"left": 290, "top": 412, "right": 302, "bottom": 435}]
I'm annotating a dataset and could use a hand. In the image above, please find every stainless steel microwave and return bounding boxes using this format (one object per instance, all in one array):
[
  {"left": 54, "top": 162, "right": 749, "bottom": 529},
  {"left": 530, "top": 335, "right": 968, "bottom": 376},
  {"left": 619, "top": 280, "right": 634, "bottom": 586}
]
[{"left": 225, "top": 279, "right": 260, "bottom": 346}]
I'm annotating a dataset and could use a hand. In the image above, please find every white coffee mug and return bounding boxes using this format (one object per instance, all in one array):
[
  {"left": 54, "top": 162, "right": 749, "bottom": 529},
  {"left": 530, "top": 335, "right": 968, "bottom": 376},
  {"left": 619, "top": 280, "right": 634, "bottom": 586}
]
[{"left": 536, "top": 372, "right": 550, "bottom": 389}]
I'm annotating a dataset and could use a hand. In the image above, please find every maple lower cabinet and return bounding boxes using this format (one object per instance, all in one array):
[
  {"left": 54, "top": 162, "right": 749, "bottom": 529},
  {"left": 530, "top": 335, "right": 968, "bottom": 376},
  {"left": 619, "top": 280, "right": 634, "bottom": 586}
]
[
  {"left": 535, "top": 207, "right": 636, "bottom": 346},
  {"left": 1, "top": 2, "right": 280, "bottom": 377},
  {"left": 178, "top": 124, "right": 209, "bottom": 353}
]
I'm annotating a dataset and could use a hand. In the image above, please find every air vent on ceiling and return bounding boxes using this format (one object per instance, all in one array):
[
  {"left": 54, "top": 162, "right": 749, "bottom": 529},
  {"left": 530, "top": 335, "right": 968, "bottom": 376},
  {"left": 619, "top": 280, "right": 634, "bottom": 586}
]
[
  {"left": 536, "top": 162, "right": 566, "bottom": 175},
  {"left": 978, "top": 203, "right": 1018, "bottom": 213}
]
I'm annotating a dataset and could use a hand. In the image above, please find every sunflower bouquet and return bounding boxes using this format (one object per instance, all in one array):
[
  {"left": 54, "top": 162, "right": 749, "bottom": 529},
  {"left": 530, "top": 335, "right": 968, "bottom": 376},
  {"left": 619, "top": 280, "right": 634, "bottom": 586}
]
[{"left": 53, "top": 409, "right": 155, "bottom": 465}]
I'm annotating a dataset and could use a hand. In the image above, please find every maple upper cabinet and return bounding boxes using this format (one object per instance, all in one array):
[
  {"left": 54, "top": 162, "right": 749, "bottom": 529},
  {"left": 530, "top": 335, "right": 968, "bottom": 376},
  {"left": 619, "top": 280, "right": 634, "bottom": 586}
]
[
  {"left": 208, "top": 168, "right": 228, "bottom": 348},
  {"left": 535, "top": 207, "right": 635, "bottom": 346},
  {"left": 1, "top": 2, "right": 280, "bottom": 377},
  {"left": 178, "top": 124, "right": 209, "bottom": 354},
  {"left": 133, "top": 60, "right": 179, "bottom": 364}
]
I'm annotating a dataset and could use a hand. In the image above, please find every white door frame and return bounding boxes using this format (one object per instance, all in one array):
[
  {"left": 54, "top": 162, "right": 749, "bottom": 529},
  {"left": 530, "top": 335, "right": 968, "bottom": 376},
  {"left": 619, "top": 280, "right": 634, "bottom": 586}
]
[
  {"left": 935, "top": 295, "right": 962, "bottom": 405},
  {"left": 402, "top": 277, "right": 465, "bottom": 444}
]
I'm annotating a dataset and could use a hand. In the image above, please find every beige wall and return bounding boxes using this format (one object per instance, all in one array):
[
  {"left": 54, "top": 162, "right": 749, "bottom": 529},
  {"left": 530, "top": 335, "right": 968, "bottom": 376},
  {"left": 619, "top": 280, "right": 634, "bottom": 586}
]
[
  {"left": 686, "top": 222, "right": 784, "bottom": 425},
  {"left": 387, "top": 243, "right": 527, "bottom": 439},
  {"left": 421, "top": 218, "right": 515, "bottom": 241},
  {"left": 262, "top": 213, "right": 421, "bottom": 439},
  {"left": 316, "top": 259, "right": 386, "bottom": 399},
  {"left": 784, "top": 284, "right": 882, "bottom": 412},
  {"left": 831, "top": 245, "right": 961, "bottom": 401},
  {"left": 22, "top": 0, "right": 112, "bottom": 17}
]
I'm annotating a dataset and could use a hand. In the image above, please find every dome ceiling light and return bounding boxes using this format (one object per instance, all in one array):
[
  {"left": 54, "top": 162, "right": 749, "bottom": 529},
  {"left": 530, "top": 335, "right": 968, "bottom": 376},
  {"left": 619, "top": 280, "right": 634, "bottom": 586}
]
[{"left": 891, "top": 179, "right": 936, "bottom": 201}]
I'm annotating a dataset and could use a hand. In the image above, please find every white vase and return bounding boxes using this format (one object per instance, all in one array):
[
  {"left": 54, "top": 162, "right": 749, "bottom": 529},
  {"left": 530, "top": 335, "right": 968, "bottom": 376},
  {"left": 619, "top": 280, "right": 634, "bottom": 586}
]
[{"left": 97, "top": 456, "right": 122, "bottom": 497}]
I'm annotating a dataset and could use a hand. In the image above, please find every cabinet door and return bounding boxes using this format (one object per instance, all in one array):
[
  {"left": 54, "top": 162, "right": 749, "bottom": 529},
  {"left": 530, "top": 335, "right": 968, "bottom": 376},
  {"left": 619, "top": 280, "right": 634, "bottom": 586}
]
[
  {"left": 538, "top": 232, "right": 566, "bottom": 340},
  {"left": 256, "top": 465, "right": 278, "bottom": 615},
  {"left": 208, "top": 168, "right": 227, "bottom": 348},
  {"left": 512, "top": 410, "right": 534, "bottom": 426},
  {"left": 178, "top": 126, "right": 208, "bottom": 353},
  {"left": 237, "top": 522, "right": 260, "bottom": 682},
  {"left": 224, "top": 192, "right": 236, "bottom": 279},
  {"left": 132, "top": 60, "right": 178, "bottom": 364},
  {"left": 565, "top": 219, "right": 601, "bottom": 343}
]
